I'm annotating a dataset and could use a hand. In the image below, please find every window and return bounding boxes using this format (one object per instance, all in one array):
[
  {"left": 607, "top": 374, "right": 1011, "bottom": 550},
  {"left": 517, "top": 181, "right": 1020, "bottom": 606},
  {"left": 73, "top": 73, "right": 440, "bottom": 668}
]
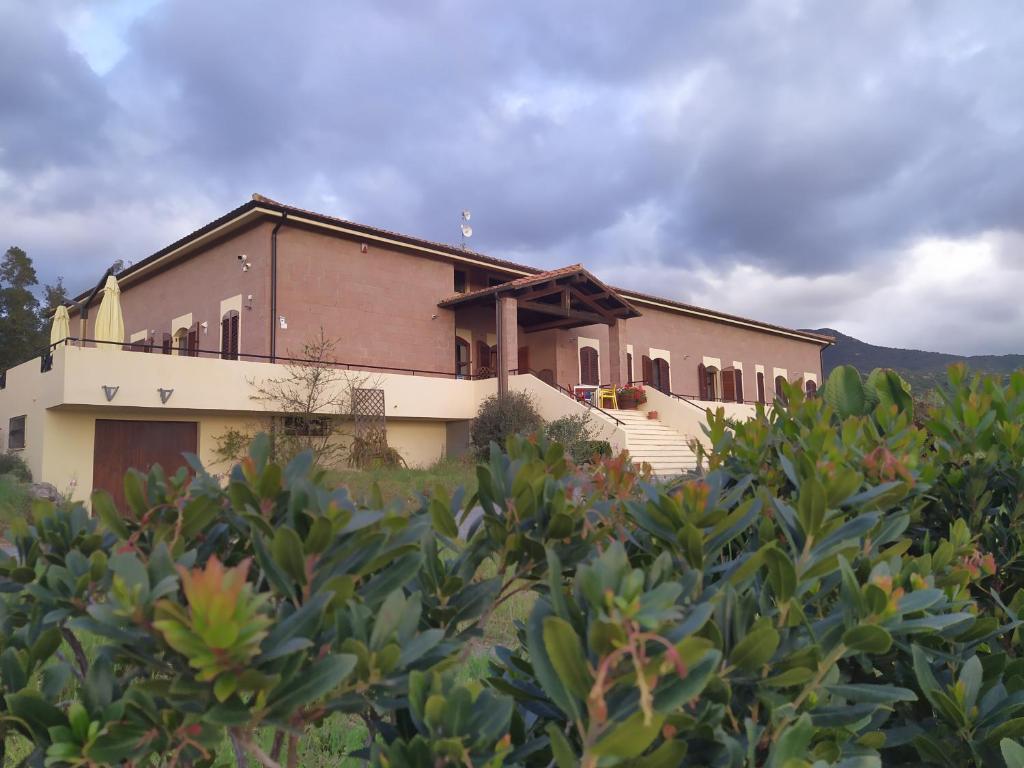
[
  {"left": 775, "top": 375, "right": 788, "bottom": 405},
  {"left": 626, "top": 352, "right": 633, "bottom": 383},
  {"left": 221, "top": 311, "right": 240, "bottom": 360},
  {"left": 805, "top": 379, "right": 817, "bottom": 395},
  {"left": 698, "top": 365, "right": 719, "bottom": 401},
  {"left": 756, "top": 372, "right": 766, "bottom": 404},
  {"left": 175, "top": 327, "right": 199, "bottom": 357},
  {"left": 161, "top": 333, "right": 173, "bottom": 355},
  {"left": 8, "top": 416, "right": 25, "bottom": 450},
  {"left": 652, "top": 358, "right": 671, "bottom": 394},
  {"left": 723, "top": 370, "right": 736, "bottom": 402},
  {"left": 579, "top": 346, "right": 599, "bottom": 385},
  {"left": 283, "top": 415, "right": 332, "bottom": 436},
  {"left": 455, "top": 336, "right": 471, "bottom": 378},
  {"left": 454, "top": 270, "right": 468, "bottom": 293}
]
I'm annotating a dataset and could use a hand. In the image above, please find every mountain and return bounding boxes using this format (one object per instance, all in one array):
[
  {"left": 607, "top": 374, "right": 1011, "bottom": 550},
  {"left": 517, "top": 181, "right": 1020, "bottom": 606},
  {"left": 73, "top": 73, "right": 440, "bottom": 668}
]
[{"left": 808, "top": 328, "right": 1024, "bottom": 392}]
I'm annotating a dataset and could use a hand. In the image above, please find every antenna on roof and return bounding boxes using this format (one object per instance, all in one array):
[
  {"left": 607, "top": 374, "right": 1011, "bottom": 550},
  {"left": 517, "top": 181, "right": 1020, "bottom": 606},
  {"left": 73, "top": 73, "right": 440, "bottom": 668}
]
[{"left": 460, "top": 210, "right": 472, "bottom": 249}]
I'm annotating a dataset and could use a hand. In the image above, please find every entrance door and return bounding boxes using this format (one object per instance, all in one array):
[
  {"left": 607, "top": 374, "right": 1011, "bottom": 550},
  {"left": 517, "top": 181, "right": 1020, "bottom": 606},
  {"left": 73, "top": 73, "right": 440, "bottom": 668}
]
[
  {"left": 517, "top": 346, "right": 530, "bottom": 374},
  {"left": 93, "top": 420, "right": 198, "bottom": 509}
]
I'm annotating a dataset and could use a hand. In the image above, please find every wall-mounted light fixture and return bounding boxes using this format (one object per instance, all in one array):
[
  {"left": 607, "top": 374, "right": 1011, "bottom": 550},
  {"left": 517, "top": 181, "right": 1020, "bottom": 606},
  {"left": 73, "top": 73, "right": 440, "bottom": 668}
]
[
  {"left": 158, "top": 388, "right": 174, "bottom": 404},
  {"left": 238, "top": 253, "right": 251, "bottom": 272},
  {"left": 279, "top": 316, "right": 288, "bottom": 330},
  {"left": 200, "top": 321, "right": 209, "bottom": 334},
  {"left": 101, "top": 385, "right": 119, "bottom": 402},
  {"left": 246, "top": 294, "right": 254, "bottom": 310}
]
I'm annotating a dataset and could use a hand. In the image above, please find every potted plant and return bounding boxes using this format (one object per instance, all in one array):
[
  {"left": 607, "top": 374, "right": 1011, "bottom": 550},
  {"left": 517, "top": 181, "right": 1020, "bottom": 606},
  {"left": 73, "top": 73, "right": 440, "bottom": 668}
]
[
  {"left": 616, "top": 384, "right": 646, "bottom": 409},
  {"left": 614, "top": 385, "right": 638, "bottom": 409}
]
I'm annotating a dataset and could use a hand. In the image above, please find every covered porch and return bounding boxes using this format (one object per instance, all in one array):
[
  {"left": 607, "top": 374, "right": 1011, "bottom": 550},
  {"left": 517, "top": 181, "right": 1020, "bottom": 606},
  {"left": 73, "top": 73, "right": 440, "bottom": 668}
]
[{"left": 438, "top": 264, "right": 641, "bottom": 397}]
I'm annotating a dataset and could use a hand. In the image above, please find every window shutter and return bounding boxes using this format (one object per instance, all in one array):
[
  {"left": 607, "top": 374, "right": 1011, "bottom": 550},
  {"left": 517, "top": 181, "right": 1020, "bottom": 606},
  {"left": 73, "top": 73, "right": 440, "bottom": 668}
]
[
  {"left": 723, "top": 370, "right": 736, "bottom": 401},
  {"left": 697, "top": 363, "right": 707, "bottom": 400},
  {"left": 757, "top": 372, "right": 765, "bottom": 403},
  {"left": 187, "top": 328, "right": 198, "bottom": 357},
  {"left": 162, "top": 333, "right": 172, "bottom": 355},
  {"left": 735, "top": 369, "right": 744, "bottom": 403},
  {"left": 626, "top": 352, "right": 633, "bottom": 382},
  {"left": 221, "top": 317, "right": 231, "bottom": 359},
  {"left": 580, "top": 347, "right": 599, "bottom": 386},
  {"left": 642, "top": 355, "right": 653, "bottom": 385},
  {"left": 805, "top": 379, "right": 817, "bottom": 395},
  {"left": 229, "top": 314, "right": 239, "bottom": 359},
  {"left": 656, "top": 359, "right": 670, "bottom": 394}
]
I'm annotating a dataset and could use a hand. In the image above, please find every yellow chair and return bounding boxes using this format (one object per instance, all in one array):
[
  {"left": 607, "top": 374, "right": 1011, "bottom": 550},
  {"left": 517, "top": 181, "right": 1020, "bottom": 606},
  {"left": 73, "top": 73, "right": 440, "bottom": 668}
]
[{"left": 596, "top": 385, "right": 618, "bottom": 409}]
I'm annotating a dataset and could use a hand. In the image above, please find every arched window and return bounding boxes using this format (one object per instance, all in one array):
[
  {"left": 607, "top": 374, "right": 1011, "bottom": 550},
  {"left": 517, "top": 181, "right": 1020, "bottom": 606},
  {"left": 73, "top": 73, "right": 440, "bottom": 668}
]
[
  {"left": 579, "top": 346, "right": 599, "bottom": 386},
  {"left": 174, "top": 327, "right": 197, "bottom": 357},
  {"left": 756, "top": 371, "right": 766, "bottom": 404},
  {"left": 702, "top": 366, "right": 719, "bottom": 401},
  {"left": 455, "top": 337, "right": 471, "bottom": 379},
  {"left": 805, "top": 379, "right": 817, "bottom": 395},
  {"left": 775, "top": 375, "right": 788, "bottom": 405},
  {"left": 221, "top": 311, "right": 239, "bottom": 360},
  {"left": 652, "top": 358, "right": 670, "bottom": 394}
]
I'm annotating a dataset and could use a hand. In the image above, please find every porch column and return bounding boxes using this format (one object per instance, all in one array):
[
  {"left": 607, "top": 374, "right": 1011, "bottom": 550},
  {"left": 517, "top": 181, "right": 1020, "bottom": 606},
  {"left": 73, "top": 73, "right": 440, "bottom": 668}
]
[
  {"left": 607, "top": 319, "right": 624, "bottom": 386},
  {"left": 496, "top": 295, "right": 518, "bottom": 396}
]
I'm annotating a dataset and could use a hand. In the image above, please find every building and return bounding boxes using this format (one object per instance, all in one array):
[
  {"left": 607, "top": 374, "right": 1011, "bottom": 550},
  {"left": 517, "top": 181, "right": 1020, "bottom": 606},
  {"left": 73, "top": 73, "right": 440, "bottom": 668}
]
[{"left": 0, "top": 195, "right": 832, "bottom": 503}]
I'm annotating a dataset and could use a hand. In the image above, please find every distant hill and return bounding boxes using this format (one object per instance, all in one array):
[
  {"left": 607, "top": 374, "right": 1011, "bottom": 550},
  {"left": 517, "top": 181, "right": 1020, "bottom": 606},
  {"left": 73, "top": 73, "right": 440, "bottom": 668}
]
[{"left": 808, "top": 328, "right": 1024, "bottom": 392}]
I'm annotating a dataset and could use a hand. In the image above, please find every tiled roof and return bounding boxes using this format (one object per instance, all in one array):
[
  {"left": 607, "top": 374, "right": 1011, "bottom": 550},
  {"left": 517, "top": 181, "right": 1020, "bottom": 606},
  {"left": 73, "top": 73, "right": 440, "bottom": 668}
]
[{"left": 68, "top": 194, "right": 833, "bottom": 346}]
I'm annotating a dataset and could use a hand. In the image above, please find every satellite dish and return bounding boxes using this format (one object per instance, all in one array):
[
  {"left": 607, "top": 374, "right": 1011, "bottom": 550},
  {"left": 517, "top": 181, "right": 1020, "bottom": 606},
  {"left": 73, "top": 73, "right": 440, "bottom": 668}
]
[
  {"left": 461, "top": 224, "right": 473, "bottom": 238},
  {"left": 462, "top": 210, "right": 471, "bottom": 221}
]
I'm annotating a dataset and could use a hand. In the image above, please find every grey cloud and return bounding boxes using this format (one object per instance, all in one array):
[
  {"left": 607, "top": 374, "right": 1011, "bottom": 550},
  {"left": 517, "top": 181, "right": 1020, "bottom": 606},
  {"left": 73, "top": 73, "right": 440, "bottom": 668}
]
[{"left": 2, "top": 0, "right": 1024, "bottom": 353}]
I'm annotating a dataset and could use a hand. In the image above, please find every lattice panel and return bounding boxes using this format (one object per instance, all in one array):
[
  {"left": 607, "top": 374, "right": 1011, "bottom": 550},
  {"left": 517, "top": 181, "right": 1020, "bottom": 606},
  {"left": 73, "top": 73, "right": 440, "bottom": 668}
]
[{"left": 352, "top": 387, "right": 388, "bottom": 449}]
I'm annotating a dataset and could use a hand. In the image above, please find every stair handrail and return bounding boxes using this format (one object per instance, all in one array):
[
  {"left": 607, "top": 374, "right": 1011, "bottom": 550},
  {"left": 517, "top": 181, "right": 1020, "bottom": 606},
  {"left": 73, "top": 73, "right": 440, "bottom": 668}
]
[{"left": 511, "top": 367, "right": 625, "bottom": 426}]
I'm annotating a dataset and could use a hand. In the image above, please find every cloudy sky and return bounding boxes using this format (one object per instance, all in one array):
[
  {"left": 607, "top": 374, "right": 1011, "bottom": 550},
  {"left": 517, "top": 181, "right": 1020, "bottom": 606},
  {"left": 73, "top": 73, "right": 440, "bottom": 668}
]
[{"left": 2, "top": 0, "right": 1022, "bottom": 355}]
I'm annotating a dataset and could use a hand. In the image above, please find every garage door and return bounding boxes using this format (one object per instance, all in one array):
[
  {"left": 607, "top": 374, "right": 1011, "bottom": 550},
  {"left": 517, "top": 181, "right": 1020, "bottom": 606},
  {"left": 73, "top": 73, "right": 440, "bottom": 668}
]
[{"left": 93, "top": 420, "right": 198, "bottom": 509}]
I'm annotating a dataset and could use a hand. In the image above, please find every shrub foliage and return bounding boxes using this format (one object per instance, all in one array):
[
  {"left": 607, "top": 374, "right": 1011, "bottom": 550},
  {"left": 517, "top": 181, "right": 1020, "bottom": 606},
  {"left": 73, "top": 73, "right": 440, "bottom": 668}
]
[
  {"left": 4, "top": 365, "right": 1024, "bottom": 766},
  {"left": 470, "top": 391, "right": 543, "bottom": 458}
]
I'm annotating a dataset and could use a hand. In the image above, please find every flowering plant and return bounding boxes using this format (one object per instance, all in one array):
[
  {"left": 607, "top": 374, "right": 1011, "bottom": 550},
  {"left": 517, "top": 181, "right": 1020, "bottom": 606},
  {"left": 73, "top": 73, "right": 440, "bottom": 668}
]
[{"left": 616, "top": 384, "right": 647, "bottom": 404}]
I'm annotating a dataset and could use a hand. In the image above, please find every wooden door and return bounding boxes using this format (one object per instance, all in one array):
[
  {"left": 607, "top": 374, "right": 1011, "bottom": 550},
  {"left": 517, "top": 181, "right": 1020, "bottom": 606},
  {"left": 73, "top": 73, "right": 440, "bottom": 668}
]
[
  {"left": 93, "top": 420, "right": 198, "bottom": 510},
  {"left": 517, "top": 346, "right": 530, "bottom": 374}
]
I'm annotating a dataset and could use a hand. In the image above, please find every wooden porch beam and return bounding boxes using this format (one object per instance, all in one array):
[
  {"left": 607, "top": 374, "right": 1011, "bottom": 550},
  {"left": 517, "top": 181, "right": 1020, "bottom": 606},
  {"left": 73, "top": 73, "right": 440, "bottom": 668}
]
[
  {"left": 568, "top": 287, "right": 617, "bottom": 322},
  {"left": 522, "top": 317, "right": 581, "bottom": 333},
  {"left": 517, "top": 300, "right": 604, "bottom": 325}
]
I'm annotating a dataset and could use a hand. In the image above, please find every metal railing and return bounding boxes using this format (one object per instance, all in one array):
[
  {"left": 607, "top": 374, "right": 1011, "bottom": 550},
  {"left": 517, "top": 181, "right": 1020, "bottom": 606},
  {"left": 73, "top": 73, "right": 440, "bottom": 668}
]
[
  {"left": 37, "top": 336, "right": 480, "bottom": 380},
  {"left": 628, "top": 378, "right": 769, "bottom": 407},
  {"left": 510, "top": 367, "right": 625, "bottom": 426}
]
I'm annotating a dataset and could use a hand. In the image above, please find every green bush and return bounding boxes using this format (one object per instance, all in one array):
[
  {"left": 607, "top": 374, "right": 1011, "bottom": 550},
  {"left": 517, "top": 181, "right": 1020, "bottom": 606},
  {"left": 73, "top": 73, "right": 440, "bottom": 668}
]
[
  {"left": 570, "top": 438, "right": 611, "bottom": 464},
  {"left": 0, "top": 451, "right": 31, "bottom": 482},
  {"left": 470, "top": 390, "right": 543, "bottom": 458},
  {"left": 7, "top": 366, "right": 1024, "bottom": 766},
  {"left": 546, "top": 412, "right": 612, "bottom": 465}
]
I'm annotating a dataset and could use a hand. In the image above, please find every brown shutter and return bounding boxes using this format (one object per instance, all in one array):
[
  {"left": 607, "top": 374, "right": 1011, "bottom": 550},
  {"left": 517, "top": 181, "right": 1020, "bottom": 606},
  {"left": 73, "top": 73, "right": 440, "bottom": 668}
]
[
  {"left": 626, "top": 352, "right": 633, "bottom": 382},
  {"left": 477, "top": 341, "right": 489, "bottom": 374},
  {"left": 723, "top": 370, "right": 736, "bottom": 402},
  {"left": 805, "top": 379, "right": 816, "bottom": 395},
  {"left": 757, "top": 372, "right": 765, "bottom": 403},
  {"left": 187, "top": 328, "right": 198, "bottom": 357},
  {"left": 697, "top": 363, "right": 707, "bottom": 400},
  {"left": 162, "top": 333, "right": 172, "bottom": 355},
  {"left": 642, "top": 355, "right": 653, "bottom": 385},
  {"left": 656, "top": 359, "right": 670, "bottom": 394},
  {"left": 221, "top": 317, "right": 231, "bottom": 359},
  {"left": 580, "top": 347, "right": 599, "bottom": 386},
  {"left": 230, "top": 314, "right": 239, "bottom": 359},
  {"left": 735, "top": 369, "right": 744, "bottom": 403}
]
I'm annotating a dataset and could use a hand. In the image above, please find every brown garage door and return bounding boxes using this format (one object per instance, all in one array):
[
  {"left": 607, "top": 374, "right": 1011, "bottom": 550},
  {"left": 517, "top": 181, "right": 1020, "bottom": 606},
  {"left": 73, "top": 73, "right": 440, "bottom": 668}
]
[{"left": 93, "top": 420, "right": 198, "bottom": 509}]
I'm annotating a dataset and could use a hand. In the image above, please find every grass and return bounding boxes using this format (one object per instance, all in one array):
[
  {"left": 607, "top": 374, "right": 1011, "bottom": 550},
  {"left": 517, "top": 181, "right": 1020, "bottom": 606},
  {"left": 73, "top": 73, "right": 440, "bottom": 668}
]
[
  {"left": 0, "top": 473, "right": 31, "bottom": 536},
  {"left": 324, "top": 457, "right": 478, "bottom": 509}
]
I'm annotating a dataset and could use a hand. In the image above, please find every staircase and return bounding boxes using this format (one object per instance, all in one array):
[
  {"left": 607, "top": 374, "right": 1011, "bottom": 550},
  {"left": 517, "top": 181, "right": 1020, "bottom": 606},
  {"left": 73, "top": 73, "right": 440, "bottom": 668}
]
[{"left": 596, "top": 409, "right": 699, "bottom": 477}]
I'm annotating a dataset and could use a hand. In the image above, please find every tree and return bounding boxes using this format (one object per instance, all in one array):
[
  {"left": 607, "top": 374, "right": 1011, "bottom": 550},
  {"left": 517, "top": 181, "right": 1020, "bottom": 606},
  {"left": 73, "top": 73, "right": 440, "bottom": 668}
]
[
  {"left": 0, "top": 246, "right": 42, "bottom": 370},
  {"left": 41, "top": 276, "right": 68, "bottom": 317}
]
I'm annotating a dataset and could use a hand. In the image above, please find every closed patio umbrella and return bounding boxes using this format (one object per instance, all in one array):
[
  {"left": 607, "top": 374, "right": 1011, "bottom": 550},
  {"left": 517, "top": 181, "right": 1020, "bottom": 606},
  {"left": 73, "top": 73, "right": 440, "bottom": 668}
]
[
  {"left": 93, "top": 275, "right": 125, "bottom": 349},
  {"left": 49, "top": 304, "right": 71, "bottom": 345}
]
